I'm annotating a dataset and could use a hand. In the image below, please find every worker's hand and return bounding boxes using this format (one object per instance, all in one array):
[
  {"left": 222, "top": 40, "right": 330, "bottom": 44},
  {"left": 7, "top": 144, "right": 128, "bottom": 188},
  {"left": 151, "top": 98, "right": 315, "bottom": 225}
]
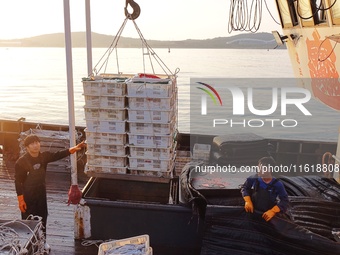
[
  {"left": 69, "top": 141, "right": 86, "bottom": 154},
  {"left": 243, "top": 196, "right": 254, "bottom": 213},
  {"left": 262, "top": 205, "right": 280, "bottom": 221},
  {"left": 17, "top": 195, "right": 27, "bottom": 213}
]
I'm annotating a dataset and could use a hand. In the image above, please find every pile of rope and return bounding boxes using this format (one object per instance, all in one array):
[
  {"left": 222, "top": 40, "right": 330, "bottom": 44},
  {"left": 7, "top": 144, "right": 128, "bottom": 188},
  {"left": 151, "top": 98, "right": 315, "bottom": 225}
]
[
  {"left": 0, "top": 216, "right": 45, "bottom": 255},
  {"left": 0, "top": 225, "right": 21, "bottom": 254}
]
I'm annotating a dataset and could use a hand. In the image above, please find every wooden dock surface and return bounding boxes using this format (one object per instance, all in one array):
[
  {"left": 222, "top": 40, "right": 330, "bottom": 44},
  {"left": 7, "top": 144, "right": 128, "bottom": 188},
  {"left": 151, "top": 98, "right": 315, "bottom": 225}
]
[{"left": 0, "top": 158, "right": 99, "bottom": 255}]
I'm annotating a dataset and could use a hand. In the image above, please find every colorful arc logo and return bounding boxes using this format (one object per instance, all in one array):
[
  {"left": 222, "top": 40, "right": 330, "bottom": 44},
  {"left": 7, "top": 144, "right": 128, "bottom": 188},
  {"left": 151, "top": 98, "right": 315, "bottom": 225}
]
[{"left": 196, "top": 82, "right": 223, "bottom": 115}]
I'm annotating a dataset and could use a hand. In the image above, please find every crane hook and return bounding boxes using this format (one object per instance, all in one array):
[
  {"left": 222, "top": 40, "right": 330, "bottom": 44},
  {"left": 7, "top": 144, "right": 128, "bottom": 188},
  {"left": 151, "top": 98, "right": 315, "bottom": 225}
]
[{"left": 125, "top": 0, "right": 141, "bottom": 20}]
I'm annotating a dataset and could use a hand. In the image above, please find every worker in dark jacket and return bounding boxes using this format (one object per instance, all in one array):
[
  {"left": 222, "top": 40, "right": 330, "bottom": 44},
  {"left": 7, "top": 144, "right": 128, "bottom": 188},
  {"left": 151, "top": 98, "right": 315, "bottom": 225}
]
[
  {"left": 14, "top": 134, "right": 85, "bottom": 254},
  {"left": 241, "top": 156, "right": 289, "bottom": 221}
]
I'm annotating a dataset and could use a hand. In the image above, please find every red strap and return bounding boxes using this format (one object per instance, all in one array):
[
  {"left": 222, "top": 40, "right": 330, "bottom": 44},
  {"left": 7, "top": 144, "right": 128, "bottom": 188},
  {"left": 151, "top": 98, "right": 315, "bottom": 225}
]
[{"left": 138, "top": 73, "right": 160, "bottom": 79}]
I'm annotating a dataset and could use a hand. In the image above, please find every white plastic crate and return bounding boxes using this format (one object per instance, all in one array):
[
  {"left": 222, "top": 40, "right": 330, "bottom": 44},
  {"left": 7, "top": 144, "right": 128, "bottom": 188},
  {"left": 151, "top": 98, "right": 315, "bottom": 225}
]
[
  {"left": 84, "top": 108, "right": 127, "bottom": 120},
  {"left": 128, "top": 156, "right": 174, "bottom": 171},
  {"left": 127, "top": 96, "right": 175, "bottom": 110},
  {"left": 175, "top": 150, "right": 191, "bottom": 176},
  {"left": 86, "top": 153, "right": 127, "bottom": 167},
  {"left": 128, "top": 109, "right": 173, "bottom": 123},
  {"left": 84, "top": 95, "right": 125, "bottom": 108},
  {"left": 193, "top": 143, "right": 211, "bottom": 161},
  {"left": 86, "top": 120, "right": 126, "bottom": 133},
  {"left": 85, "top": 129, "right": 126, "bottom": 145},
  {"left": 86, "top": 144, "right": 126, "bottom": 156},
  {"left": 129, "top": 145, "right": 175, "bottom": 159},
  {"left": 126, "top": 79, "right": 175, "bottom": 98},
  {"left": 85, "top": 164, "right": 127, "bottom": 175},
  {"left": 128, "top": 133, "right": 175, "bottom": 148},
  {"left": 98, "top": 234, "right": 150, "bottom": 255},
  {"left": 128, "top": 120, "right": 175, "bottom": 135},
  {"left": 129, "top": 168, "right": 173, "bottom": 179},
  {"left": 82, "top": 80, "right": 126, "bottom": 96}
]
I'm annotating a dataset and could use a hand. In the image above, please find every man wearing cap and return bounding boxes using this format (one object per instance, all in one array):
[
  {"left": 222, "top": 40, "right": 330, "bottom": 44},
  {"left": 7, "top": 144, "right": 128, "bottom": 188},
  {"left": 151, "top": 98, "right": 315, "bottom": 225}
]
[{"left": 14, "top": 134, "right": 86, "bottom": 254}]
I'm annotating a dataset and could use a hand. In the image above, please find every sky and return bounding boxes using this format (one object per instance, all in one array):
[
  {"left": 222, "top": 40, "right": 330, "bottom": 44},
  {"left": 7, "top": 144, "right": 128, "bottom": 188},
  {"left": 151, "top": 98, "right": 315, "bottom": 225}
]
[{"left": 0, "top": 0, "right": 282, "bottom": 41}]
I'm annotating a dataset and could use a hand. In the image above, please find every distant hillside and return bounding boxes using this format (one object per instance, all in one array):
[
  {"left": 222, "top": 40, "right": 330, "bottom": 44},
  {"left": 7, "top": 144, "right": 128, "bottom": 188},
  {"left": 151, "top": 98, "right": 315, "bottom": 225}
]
[{"left": 0, "top": 32, "right": 285, "bottom": 49}]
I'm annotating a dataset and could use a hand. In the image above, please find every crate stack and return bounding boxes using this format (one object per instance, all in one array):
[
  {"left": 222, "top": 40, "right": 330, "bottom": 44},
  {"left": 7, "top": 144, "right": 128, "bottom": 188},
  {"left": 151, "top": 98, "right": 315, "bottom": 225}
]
[
  {"left": 126, "top": 75, "right": 178, "bottom": 178},
  {"left": 83, "top": 75, "right": 130, "bottom": 175},
  {"left": 82, "top": 74, "right": 178, "bottom": 178}
]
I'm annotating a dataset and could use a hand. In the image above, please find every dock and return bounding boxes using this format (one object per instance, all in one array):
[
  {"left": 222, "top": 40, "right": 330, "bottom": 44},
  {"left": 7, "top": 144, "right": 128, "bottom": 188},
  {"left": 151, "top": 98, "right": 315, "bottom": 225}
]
[{"left": 0, "top": 158, "right": 98, "bottom": 255}]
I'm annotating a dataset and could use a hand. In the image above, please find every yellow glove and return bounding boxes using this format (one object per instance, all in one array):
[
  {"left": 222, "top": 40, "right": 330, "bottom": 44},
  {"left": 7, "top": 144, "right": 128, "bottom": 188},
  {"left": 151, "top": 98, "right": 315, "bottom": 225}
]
[
  {"left": 69, "top": 141, "right": 86, "bottom": 154},
  {"left": 244, "top": 196, "right": 254, "bottom": 213},
  {"left": 262, "top": 205, "right": 280, "bottom": 221},
  {"left": 17, "top": 195, "right": 27, "bottom": 213}
]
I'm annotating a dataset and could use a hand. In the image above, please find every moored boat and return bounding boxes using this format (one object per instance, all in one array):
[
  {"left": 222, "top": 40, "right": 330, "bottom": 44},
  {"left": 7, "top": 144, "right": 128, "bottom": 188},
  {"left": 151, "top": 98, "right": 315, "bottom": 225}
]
[{"left": 2, "top": 0, "right": 340, "bottom": 254}]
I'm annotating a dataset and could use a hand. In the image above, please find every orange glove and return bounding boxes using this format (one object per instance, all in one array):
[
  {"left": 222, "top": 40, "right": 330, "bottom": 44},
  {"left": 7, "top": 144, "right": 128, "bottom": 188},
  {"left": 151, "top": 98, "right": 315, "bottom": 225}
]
[
  {"left": 17, "top": 195, "right": 27, "bottom": 213},
  {"left": 262, "top": 205, "right": 280, "bottom": 221},
  {"left": 69, "top": 141, "right": 86, "bottom": 154},
  {"left": 243, "top": 196, "right": 254, "bottom": 213}
]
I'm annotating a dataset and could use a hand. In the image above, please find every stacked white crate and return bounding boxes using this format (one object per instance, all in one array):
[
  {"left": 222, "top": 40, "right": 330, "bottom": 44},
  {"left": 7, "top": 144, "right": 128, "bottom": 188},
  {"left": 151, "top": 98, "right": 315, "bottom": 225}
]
[
  {"left": 83, "top": 75, "right": 130, "bottom": 175},
  {"left": 126, "top": 75, "right": 178, "bottom": 178}
]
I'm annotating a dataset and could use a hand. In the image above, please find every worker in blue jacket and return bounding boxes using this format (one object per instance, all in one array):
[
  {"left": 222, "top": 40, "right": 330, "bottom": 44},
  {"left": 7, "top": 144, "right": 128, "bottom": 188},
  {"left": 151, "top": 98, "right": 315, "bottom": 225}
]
[{"left": 241, "top": 156, "right": 289, "bottom": 221}]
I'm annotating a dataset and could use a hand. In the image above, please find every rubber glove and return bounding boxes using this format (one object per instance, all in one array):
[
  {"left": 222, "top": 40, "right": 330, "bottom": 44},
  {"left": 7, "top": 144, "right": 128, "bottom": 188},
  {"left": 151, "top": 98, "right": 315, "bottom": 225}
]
[
  {"left": 262, "top": 205, "right": 280, "bottom": 221},
  {"left": 17, "top": 195, "right": 27, "bottom": 213},
  {"left": 243, "top": 196, "right": 254, "bottom": 213},
  {"left": 69, "top": 141, "right": 86, "bottom": 154}
]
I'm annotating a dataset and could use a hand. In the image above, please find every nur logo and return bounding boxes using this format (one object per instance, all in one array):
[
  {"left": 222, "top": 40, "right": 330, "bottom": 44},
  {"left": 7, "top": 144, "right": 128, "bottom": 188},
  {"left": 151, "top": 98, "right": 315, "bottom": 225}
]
[
  {"left": 196, "top": 82, "right": 312, "bottom": 116},
  {"left": 196, "top": 82, "right": 223, "bottom": 115}
]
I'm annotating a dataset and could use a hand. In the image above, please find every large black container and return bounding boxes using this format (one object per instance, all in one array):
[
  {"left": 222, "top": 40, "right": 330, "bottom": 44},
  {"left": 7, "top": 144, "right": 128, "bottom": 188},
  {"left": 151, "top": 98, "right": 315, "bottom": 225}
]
[{"left": 82, "top": 177, "right": 204, "bottom": 255}]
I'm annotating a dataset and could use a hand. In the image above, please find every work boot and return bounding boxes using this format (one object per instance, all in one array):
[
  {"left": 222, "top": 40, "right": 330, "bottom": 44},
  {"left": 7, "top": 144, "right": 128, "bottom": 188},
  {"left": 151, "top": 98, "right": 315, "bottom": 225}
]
[{"left": 43, "top": 243, "right": 51, "bottom": 254}]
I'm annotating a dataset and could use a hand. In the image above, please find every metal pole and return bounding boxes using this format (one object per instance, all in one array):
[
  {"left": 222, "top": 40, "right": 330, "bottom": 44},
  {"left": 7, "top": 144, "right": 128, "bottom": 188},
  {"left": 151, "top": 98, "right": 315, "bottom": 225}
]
[
  {"left": 85, "top": 0, "right": 93, "bottom": 76},
  {"left": 63, "top": 0, "right": 77, "bottom": 185}
]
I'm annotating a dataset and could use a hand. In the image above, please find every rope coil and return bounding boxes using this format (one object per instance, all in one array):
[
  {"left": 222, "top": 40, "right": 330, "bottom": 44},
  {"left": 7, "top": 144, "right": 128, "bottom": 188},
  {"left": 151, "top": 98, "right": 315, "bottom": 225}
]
[
  {"left": 0, "top": 216, "right": 45, "bottom": 255},
  {"left": 228, "top": 0, "right": 280, "bottom": 33}
]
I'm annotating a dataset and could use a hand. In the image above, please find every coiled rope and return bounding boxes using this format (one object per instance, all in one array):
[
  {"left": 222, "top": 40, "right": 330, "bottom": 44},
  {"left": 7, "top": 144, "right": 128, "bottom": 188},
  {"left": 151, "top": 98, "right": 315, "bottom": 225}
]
[
  {"left": 228, "top": 0, "right": 280, "bottom": 33},
  {"left": 0, "top": 216, "right": 45, "bottom": 255}
]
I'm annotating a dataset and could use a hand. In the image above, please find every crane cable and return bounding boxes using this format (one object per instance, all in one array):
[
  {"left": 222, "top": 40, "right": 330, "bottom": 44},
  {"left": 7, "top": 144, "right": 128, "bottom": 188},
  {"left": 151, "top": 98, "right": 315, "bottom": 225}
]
[{"left": 91, "top": 6, "right": 176, "bottom": 77}]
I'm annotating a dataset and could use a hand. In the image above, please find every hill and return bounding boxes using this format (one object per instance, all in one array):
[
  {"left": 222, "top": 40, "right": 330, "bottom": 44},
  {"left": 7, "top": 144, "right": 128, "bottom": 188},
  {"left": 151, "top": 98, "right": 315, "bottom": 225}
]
[{"left": 0, "top": 32, "right": 285, "bottom": 49}]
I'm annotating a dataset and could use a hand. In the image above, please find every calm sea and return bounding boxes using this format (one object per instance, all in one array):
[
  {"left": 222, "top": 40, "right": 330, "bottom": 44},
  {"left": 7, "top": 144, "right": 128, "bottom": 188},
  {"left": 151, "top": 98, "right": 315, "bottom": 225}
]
[{"left": 0, "top": 47, "right": 339, "bottom": 142}]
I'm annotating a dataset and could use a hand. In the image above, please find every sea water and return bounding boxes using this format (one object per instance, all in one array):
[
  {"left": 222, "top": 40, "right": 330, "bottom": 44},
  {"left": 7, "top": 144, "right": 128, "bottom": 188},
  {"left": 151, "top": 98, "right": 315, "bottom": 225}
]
[{"left": 0, "top": 47, "right": 339, "bottom": 141}]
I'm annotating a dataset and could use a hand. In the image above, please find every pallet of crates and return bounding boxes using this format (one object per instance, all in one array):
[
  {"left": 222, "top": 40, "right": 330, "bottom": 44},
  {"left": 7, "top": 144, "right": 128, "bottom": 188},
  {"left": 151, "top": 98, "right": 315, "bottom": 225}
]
[
  {"left": 127, "top": 124, "right": 177, "bottom": 179},
  {"left": 126, "top": 74, "right": 178, "bottom": 179},
  {"left": 82, "top": 74, "right": 129, "bottom": 176}
]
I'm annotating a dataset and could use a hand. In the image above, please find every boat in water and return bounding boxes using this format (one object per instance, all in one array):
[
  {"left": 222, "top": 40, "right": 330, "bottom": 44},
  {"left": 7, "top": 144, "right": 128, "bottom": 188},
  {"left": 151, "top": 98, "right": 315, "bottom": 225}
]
[
  {"left": 76, "top": 1, "right": 340, "bottom": 254},
  {"left": 1, "top": 0, "right": 340, "bottom": 254}
]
